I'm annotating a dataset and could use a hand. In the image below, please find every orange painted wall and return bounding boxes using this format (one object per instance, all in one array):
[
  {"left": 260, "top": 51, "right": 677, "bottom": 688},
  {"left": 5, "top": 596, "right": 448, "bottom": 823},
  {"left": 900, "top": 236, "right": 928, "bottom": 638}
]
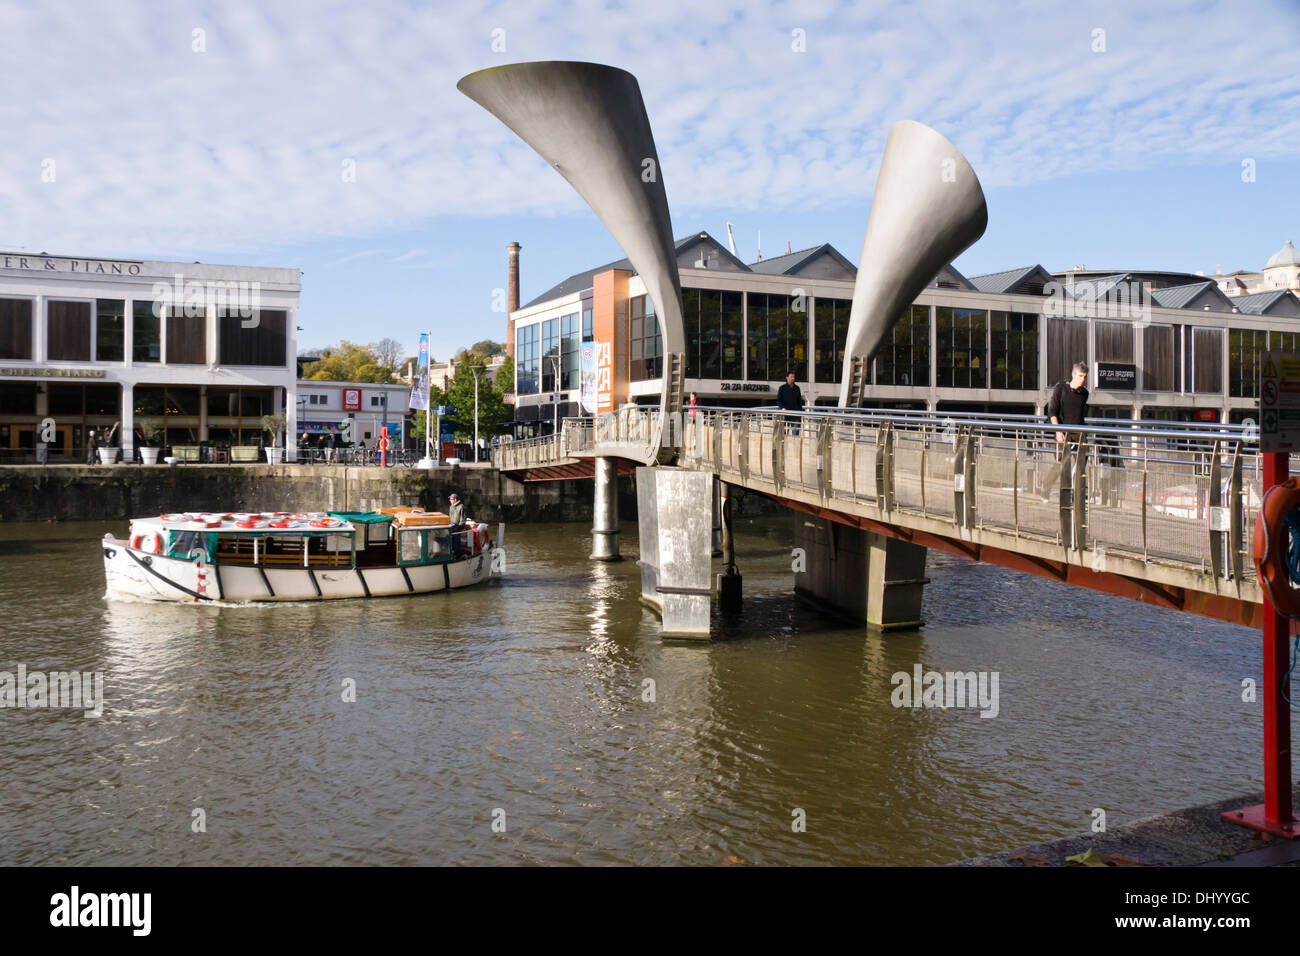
[{"left": 591, "top": 269, "right": 630, "bottom": 414}]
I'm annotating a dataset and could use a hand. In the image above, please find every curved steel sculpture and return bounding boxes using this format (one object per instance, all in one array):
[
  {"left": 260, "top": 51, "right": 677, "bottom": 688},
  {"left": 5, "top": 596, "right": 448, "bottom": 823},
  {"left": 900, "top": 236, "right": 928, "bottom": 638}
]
[
  {"left": 458, "top": 62, "right": 684, "bottom": 449},
  {"left": 839, "top": 120, "right": 988, "bottom": 406}
]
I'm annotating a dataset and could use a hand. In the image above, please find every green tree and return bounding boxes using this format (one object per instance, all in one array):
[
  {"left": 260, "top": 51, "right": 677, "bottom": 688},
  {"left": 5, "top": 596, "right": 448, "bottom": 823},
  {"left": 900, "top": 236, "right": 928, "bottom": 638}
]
[
  {"left": 445, "top": 365, "right": 510, "bottom": 442},
  {"left": 495, "top": 354, "right": 515, "bottom": 395},
  {"left": 303, "top": 341, "right": 399, "bottom": 383}
]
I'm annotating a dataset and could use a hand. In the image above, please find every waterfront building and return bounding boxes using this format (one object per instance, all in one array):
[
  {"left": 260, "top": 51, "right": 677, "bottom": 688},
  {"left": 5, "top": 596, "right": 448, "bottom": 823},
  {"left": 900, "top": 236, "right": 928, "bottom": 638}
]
[
  {"left": 0, "top": 252, "right": 300, "bottom": 461},
  {"left": 1208, "top": 240, "right": 1300, "bottom": 297},
  {"left": 506, "top": 231, "right": 1300, "bottom": 435},
  {"left": 294, "top": 379, "right": 409, "bottom": 447}
]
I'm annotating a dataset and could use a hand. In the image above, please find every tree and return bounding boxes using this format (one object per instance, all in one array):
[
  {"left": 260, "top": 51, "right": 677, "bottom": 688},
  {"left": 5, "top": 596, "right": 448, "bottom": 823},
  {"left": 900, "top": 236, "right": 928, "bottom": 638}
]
[
  {"left": 445, "top": 364, "right": 510, "bottom": 442},
  {"left": 302, "top": 341, "right": 397, "bottom": 383},
  {"left": 469, "top": 339, "right": 505, "bottom": 357},
  {"left": 494, "top": 354, "right": 515, "bottom": 394},
  {"left": 373, "top": 337, "right": 406, "bottom": 371}
]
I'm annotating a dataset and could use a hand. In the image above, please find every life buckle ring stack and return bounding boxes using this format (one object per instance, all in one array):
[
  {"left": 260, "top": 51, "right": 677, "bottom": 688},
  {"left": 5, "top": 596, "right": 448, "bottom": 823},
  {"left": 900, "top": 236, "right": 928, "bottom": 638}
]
[{"left": 1253, "top": 477, "right": 1300, "bottom": 618}]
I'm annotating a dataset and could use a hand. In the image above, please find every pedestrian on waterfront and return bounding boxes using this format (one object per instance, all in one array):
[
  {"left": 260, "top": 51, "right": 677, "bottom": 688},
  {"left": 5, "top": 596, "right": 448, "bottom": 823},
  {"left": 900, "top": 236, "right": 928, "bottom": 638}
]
[
  {"left": 777, "top": 371, "right": 804, "bottom": 436},
  {"left": 1041, "top": 363, "right": 1089, "bottom": 500},
  {"left": 688, "top": 392, "right": 698, "bottom": 419},
  {"left": 85, "top": 429, "right": 98, "bottom": 465},
  {"left": 328, "top": 430, "right": 341, "bottom": 464}
]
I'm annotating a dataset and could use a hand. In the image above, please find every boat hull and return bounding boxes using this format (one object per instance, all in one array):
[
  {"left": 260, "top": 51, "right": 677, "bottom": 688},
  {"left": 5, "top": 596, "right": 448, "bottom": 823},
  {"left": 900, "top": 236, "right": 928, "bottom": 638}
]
[{"left": 102, "top": 536, "right": 494, "bottom": 603}]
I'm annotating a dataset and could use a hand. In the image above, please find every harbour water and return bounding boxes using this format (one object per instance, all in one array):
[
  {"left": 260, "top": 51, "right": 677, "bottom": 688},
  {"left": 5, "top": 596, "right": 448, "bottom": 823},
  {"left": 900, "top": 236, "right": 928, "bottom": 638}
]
[{"left": 0, "top": 516, "right": 1280, "bottom": 865}]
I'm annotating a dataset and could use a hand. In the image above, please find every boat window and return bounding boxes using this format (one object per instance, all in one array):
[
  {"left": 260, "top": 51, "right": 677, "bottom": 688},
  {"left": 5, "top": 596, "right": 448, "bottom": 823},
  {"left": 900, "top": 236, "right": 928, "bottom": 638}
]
[
  {"left": 427, "top": 529, "right": 451, "bottom": 559},
  {"left": 324, "top": 533, "right": 351, "bottom": 553},
  {"left": 399, "top": 529, "right": 423, "bottom": 563},
  {"left": 367, "top": 523, "right": 391, "bottom": 545}
]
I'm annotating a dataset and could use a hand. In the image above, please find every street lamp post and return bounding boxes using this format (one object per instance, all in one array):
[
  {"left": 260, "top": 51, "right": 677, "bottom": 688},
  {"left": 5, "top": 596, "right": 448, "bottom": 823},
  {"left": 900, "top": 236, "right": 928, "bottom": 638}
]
[{"left": 548, "top": 354, "right": 561, "bottom": 438}]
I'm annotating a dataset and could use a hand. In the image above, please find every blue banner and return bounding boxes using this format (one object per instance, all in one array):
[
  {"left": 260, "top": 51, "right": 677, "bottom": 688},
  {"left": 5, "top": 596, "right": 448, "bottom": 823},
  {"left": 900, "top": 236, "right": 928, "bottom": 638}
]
[{"left": 408, "top": 334, "right": 430, "bottom": 410}]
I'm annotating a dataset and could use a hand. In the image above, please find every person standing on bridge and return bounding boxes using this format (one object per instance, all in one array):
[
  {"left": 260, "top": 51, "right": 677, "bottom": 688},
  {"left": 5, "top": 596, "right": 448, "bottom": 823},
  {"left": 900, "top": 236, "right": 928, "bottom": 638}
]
[
  {"left": 777, "top": 371, "right": 804, "bottom": 436},
  {"left": 1041, "top": 363, "right": 1089, "bottom": 500},
  {"left": 1049, "top": 363, "right": 1089, "bottom": 444}
]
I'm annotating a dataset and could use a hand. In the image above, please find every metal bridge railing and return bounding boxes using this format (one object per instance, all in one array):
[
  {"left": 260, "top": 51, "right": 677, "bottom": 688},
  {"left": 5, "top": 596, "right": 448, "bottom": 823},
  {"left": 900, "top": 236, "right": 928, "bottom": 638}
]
[{"left": 492, "top": 402, "right": 1264, "bottom": 584}]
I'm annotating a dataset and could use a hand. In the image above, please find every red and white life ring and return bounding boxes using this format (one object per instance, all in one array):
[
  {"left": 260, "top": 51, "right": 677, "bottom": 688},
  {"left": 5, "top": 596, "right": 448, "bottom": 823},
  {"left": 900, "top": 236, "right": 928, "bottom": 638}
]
[
  {"left": 268, "top": 519, "right": 292, "bottom": 529},
  {"left": 309, "top": 518, "right": 340, "bottom": 529},
  {"left": 130, "top": 530, "right": 164, "bottom": 553},
  {"left": 236, "top": 519, "right": 266, "bottom": 530}
]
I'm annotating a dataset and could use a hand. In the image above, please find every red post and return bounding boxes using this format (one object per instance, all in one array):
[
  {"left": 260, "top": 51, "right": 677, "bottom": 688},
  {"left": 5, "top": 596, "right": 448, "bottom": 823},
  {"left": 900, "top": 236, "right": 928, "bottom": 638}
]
[{"left": 1224, "top": 450, "right": 1298, "bottom": 836}]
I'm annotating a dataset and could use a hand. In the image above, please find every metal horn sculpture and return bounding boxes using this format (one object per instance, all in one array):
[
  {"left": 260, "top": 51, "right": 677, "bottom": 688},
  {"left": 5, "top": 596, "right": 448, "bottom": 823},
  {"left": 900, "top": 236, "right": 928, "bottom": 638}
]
[
  {"left": 839, "top": 120, "right": 988, "bottom": 406},
  {"left": 458, "top": 61, "right": 684, "bottom": 457}
]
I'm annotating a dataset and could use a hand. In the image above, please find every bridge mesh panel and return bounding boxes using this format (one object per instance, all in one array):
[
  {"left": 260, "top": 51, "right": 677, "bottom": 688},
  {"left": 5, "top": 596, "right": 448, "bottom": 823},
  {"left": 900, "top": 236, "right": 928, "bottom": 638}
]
[
  {"left": 892, "top": 429, "right": 926, "bottom": 513},
  {"left": 922, "top": 433, "right": 956, "bottom": 519}
]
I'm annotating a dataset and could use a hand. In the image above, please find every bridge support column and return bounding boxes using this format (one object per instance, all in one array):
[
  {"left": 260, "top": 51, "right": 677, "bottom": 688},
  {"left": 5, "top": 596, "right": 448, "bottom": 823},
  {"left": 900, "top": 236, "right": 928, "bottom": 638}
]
[
  {"left": 717, "top": 479, "right": 742, "bottom": 612},
  {"left": 636, "top": 467, "right": 713, "bottom": 637},
  {"left": 794, "top": 517, "right": 927, "bottom": 630},
  {"left": 590, "top": 456, "right": 621, "bottom": 561}
]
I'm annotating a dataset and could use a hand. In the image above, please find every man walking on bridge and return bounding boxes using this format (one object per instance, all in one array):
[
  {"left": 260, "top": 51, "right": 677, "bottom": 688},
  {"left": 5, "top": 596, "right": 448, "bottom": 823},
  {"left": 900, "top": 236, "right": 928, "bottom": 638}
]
[
  {"left": 778, "top": 371, "right": 805, "bottom": 436},
  {"left": 1040, "top": 363, "right": 1089, "bottom": 500}
]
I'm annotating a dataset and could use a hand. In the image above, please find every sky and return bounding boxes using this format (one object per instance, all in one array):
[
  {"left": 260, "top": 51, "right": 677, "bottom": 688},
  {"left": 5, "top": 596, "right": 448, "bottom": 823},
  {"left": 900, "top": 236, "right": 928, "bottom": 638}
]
[{"left": 2, "top": 0, "right": 1298, "bottom": 362}]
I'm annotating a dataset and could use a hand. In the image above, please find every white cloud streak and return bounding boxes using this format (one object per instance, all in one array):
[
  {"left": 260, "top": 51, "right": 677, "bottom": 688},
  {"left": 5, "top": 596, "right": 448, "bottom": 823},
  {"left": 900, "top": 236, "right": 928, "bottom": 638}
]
[{"left": 0, "top": 0, "right": 1296, "bottom": 258}]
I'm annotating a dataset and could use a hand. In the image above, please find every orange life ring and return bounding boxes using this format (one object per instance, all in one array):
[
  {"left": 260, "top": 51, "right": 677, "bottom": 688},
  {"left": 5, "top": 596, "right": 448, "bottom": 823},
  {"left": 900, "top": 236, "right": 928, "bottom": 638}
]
[
  {"left": 1253, "top": 478, "right": 1300, "bottom": 618},
  {"left": 131, "top": 531, "right": 163, "bottom": 554}
]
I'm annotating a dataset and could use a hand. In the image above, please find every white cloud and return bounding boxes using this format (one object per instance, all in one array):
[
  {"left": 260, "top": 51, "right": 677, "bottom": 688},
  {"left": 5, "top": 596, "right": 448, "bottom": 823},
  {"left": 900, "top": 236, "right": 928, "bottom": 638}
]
[{"left": 0, "top": 0, "right": 1295, "bottom": 257}]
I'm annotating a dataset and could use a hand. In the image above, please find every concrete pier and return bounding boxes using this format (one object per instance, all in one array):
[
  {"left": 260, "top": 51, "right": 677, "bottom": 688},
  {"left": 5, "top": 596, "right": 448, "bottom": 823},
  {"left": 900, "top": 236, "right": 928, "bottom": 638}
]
[
  {"left": 635, "top": 466, "right": 713, "bottom": 636},
  {"left": 590, "top": 455, "right": 622, "bottom": 561},
  {"left": 793, "top": 517, "right": 927, "bottom": 629}
]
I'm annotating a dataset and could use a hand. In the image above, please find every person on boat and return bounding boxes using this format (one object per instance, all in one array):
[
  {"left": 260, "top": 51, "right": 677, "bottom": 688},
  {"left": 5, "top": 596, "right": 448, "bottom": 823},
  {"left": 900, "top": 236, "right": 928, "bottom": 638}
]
[{"left": 448, "top": 492, "right": 466, "bottom": 556}]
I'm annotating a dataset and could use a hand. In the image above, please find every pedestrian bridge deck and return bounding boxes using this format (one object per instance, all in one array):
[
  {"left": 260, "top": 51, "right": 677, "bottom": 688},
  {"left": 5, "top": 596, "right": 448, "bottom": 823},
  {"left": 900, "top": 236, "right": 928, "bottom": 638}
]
[{"left": 494, "top": 407, "right": 1266, "bottom": 627}]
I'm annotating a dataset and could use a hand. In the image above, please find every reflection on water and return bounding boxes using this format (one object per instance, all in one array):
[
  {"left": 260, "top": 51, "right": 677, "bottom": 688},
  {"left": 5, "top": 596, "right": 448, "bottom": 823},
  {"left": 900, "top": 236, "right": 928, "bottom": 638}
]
[{"left": 0, "top": 516, "right": 1286, "bottom": 865}]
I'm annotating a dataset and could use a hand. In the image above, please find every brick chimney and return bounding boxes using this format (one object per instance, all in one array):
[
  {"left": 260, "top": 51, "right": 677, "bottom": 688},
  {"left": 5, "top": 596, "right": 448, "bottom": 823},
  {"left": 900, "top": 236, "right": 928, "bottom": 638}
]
[{"left": 506, "top": 241, "right": 521, "bottom": 357}]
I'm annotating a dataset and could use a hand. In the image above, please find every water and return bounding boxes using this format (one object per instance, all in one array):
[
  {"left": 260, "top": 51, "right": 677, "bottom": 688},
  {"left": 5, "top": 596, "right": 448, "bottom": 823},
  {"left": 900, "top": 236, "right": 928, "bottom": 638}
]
[{"left": 0, "top": 516, "right": 1284, "bottom": 865}]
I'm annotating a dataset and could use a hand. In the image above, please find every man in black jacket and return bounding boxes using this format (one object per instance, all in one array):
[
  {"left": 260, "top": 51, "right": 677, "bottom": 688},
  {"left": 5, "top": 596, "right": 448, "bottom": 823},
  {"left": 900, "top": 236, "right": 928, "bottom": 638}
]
[
  {"left": 1042, "top": 363, "right": 1088, "bottom": 500},
  {"left": 777, "top": 372, "right": 804, "bottom": 435}
]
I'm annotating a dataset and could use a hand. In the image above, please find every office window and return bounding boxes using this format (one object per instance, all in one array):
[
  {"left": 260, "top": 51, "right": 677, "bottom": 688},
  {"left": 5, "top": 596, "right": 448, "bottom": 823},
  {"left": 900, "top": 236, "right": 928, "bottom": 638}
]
[
  {"left": 746, "top": 292, "right": 768, "bottom": 381},
  {"left": 814, "top": 298, "right": 851, "bottom": 384},
  {"left": 1142, "top": 325, "right": 1177, "bottom": 391},
  {"left": 133, "top": 301, "right": 162, "bottom": 363},
  {"left": 683, "top": 288, "right": 701, "bottom": 378},
  {"left": 936, "top": 307, "right": 987, "bottom": 388},
  {"left": 540, "top": 318, "right": 559, "bottom": 392},
  {"left": 94, "top": 300, "right": 125, "bottom": 362},
  {"left": 515, "top": 324, "right": 538, "bottom": 395},
  {"left": 0, "top": 298, "right": 33, "bottom": 360},
  {"left": 990, "top": 311, "right": 1038, "bottom": 391},
  {"left": 875, "top": 304, "right": 930, "bottom": 387},
  {"left": 1189, "top": 327, "right": 1222, "bottom": 394},
  {"left": 582, "top": 308, "right": 593, "bottom": 342},
  {"left": 720, "top": 291, "right": 742, "bottom": 379},
  {"left": 166, "top": 307, "right": 206, "bottom": 365},
  {"left": 630, "top": 294, "right": 661, "bottom": 381},
  {"left": 47, "top": 301, "right": 92, "bottom": 361},
  {"left": 1229, "top": 328, "right": 1266, "bottom": 398},
  {"left": 1046, "top": 317, "right": 1088, "bottom": 387},
  {"left": 218, "top": 309, "right": 287, "bottom": 367},
  {"left": 561, "top": 312, "right": 580, "bottom": 389}
]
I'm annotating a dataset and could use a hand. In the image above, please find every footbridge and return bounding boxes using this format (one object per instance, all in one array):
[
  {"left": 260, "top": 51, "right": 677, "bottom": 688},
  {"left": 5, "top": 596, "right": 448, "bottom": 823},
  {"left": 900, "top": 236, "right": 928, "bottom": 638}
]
[{"left": 495, "top": 406, "right": 1265, "bottom": 636}]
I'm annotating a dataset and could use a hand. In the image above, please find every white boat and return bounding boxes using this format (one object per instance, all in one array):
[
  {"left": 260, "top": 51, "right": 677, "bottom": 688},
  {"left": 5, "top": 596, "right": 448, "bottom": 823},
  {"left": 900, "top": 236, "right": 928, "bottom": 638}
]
[{"left": 102, "top": 507, "right": 499, "bottom": 603}]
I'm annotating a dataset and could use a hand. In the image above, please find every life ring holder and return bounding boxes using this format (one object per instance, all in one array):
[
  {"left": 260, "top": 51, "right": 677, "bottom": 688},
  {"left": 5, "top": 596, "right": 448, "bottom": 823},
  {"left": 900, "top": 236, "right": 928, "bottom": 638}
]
[{"left": 1253, "top": 477, "right": 1300, "bottom": 619}]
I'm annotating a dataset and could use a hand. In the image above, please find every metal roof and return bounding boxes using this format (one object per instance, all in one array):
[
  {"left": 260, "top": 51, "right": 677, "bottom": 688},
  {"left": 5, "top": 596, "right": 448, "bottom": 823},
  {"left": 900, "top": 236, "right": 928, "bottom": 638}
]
[
  {"left": 1232, "top": 290, "right": 1300, "bottom": 316},
  {"left": 968, "top": 264, "right": 1053, "bottom": 295},
  {"left": 747, "top": 243, "right": 857, "bottom": 277},
  {"left": 1149, "top": 280, "right": 1234, "bottom": 311}
]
